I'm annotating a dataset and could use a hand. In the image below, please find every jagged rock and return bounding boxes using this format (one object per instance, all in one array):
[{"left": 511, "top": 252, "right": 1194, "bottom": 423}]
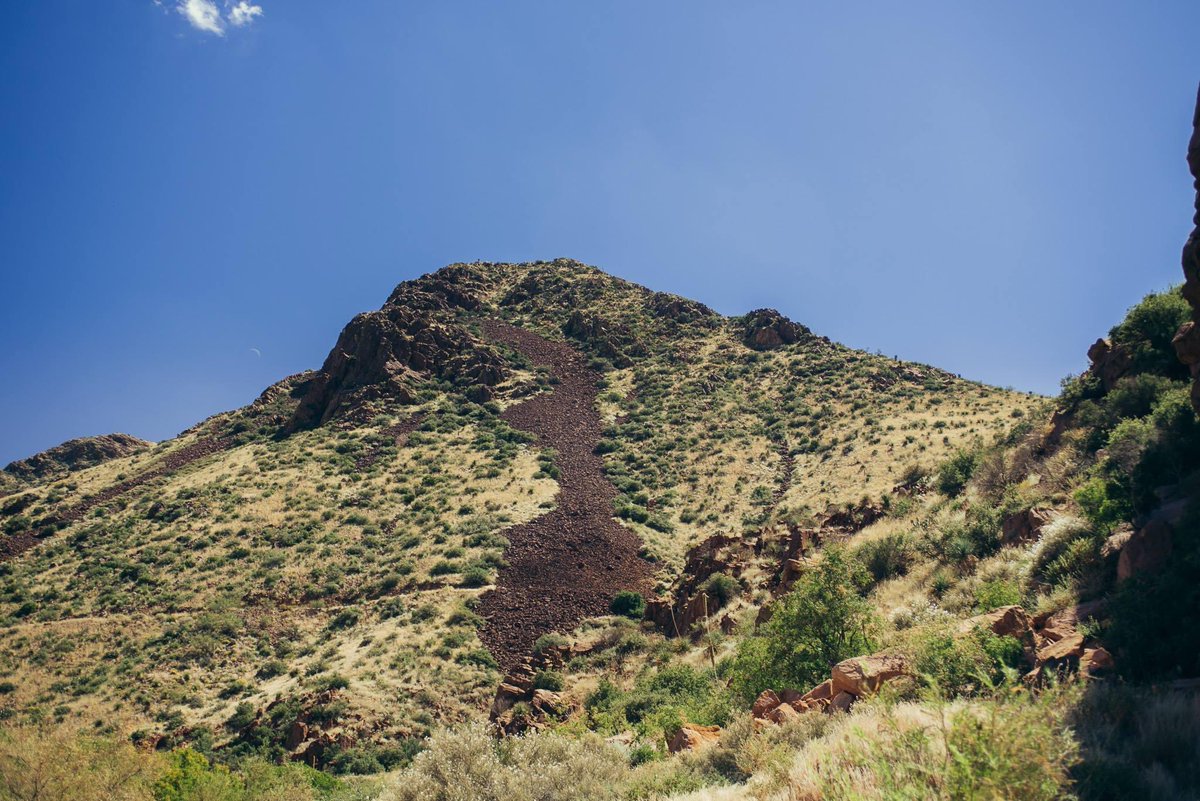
[
  {"left": 751, "top": 690, "right": 781, "bottom": 719},
  {"left": 1036, "top": 600, "right": 1106, "bottom": 644},
  {"left": 1080, "top": 647, "right": 1115, "bottom": 676},
  {"left": 831, "top": 654, "right": 911, "bottom": 697},
  {"left": 667, "top": 723, "right": 721, "bottom": 753},
  {"left": 562, "top": 310, "right": 643, "bottom": 368},
  {"left": 1174, "top": 85, "right": 1200, "bottom": 411},
  {"left": 647, "top": 292, "right": 718, "bottom": 324},
  {"left": 960, "top": 605, "right": 1035, "bottom": 660},
  {"left": 802, "top": 680, "right": 834, "bottom": 704},
  {"left": 768, "top": 702, "right": 802, "bottom": 725},
  {"left": 4, "top": 433, "right": 151, "bottom": 482},
  {"left": 1086, "top": 338, "right": 1133, "bottom": 392},
  {"left": 1117, "top": 520, "right": 1173, "bottom": 582},
  {"left": 829, "top": 691, "right": 855, "bottom": 713},
  {"left": 286, "top": 721, "right": 309, "bottom": 750},
  {"left": 490, "top": 682, "right": 526, "bottom": 718},
  {"left": 1101, "top": 526, "right": 1134, "bottom": 560},
  {"left": 1037, "top": 631, "right": 1085, "bottom": 664},
  {"left": 289, "top": 303, "right": 505, "bottom": 430},
  {"left": 741, "top": 309, "right": 810, "bottom": 351},
  {"left": 1001, "top": 507, "right": 1056, "bottom": 547}
]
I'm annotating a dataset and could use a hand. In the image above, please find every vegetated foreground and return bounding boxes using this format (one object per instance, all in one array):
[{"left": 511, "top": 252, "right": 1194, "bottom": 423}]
[{"left": 476, "top": 320, "right": 652, "bottom": 669}]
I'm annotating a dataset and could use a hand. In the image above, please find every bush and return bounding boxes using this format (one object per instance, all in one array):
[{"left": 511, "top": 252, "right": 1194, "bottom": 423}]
[
  {"left": 383, "top": 723, "right": 626, "bottom": 801},
  {"left": 1108, "top": 286, "right": 1191, "bottom": 381},
  {"left": 700, "top": 574, "right": 740, "bottom": 608},
  {"left": 937, "top": 449, "right": 979, "bottom": 497},
  {"left": 854, "top": 532, "right": 914, "bottom": 584},
  {"left": 729, "top": 547, "right": 876, "bottom": 700},
  {"left": 609, "top": 591, "right": 645, "bottom": 620},
  {"left": 531, "top": 670, "right": 564, "bottom": 692}
]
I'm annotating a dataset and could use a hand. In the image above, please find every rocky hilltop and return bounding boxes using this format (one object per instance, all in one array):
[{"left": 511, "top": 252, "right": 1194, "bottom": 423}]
[{"left": 3, "top": 432, "right": 151, "bottom": 484}]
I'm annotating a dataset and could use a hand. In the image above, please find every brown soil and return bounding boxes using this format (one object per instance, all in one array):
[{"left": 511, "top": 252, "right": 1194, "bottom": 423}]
[{"left": 477, "top": 320, "right": 653, "bottom": 670}]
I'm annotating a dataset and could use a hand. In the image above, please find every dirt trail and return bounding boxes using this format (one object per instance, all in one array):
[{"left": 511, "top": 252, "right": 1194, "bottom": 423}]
[{"left": 477, "top": 320, "right": 652, "bottom": 670}]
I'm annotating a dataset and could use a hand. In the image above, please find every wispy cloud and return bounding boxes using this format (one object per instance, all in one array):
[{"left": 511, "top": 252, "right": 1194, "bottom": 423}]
[
  {"left": 179, "top": 0, "right": 224, "bottom": 35},
  {"left": 228, "top": 2, "right": 263, "bottom": 27},
  {"left": 168, "top": 0, "right": 264, "bottom": 36}
]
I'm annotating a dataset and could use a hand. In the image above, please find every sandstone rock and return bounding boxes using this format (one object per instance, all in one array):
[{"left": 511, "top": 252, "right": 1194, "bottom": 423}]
[
  {"left": 1117, "top": 520, "right": 1173, "bottom": 582},
  {"left": 751, "top": 690, "right": 781, "bottom": 719},
  {"left": 1080, "top": 647, "right": 1115, "bottom": 676},
  {"left": 1037, "top": 631, "right": 1085, "bottom": 664},
  {"left": 490, "top": 683, "right": 526, "bottom": 718},
  {"left": 831, "top": 654, "right": 911, "bottom": 697},
  {"left": 606, "top": 731, "right": 636, "bottom": 747},
  {"left": 779, "top": 688, "right": 805, "bottom": 705},
  {"left": 829, "top": 691, "right": 855, "bottom": 713},
  {"left": 768, "top": 702, "right": 802, "bottom": 725},
  {"left": 960, "top": 605, "right": 1033, "bottom": 641},
  {"left": 1086, "top": 338, "right": 1133, "bottom": 392},
  {"left": 1001, "top": 508, "right": 1055, "bottom": 547},
  {"left": 530, "top": 689, "right": 569, "bottom": 717},
  {"left": 286, "top": 721, "right": 309, "bottom": 750},
  {"left": 667, "top": 723, "right": 721, "bottom": 753},
  {"left": 803, "top": 679, "right": 834, "bottom": 703},
  {"left": 1037, "top": 600, "right": 1106, "bottom": 644},
  {"left": 1102, "top": 527, "right": 1133, "bottom": 560}
]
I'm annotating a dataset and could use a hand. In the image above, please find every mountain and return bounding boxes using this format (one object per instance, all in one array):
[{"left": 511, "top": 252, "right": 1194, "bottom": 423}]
[{"left": 0, "top": 259, "right": 1038, "bottom": 768}]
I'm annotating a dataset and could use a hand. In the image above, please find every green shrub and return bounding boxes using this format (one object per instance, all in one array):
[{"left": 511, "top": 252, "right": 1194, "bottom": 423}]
[
  {"left": 700, "top": 574, "right": 740, "bottom": 608},
  {"left": 1108, "top": 287, "right": 1191, "bottom": 381},
  {"left": 531, "top": 670, "right": 564, "bottom": 692},
  {"left": 610, "top": 591, "right": 646, "bottom": 619},
  {"left": 937, "top": 448, "right": 979, "bottom": 496},
  {"left": 729, "top": 547, "right": 876, "bottom": 700},
  {"left": 854, "top": 532, "right": 914, "bottom": 584}
]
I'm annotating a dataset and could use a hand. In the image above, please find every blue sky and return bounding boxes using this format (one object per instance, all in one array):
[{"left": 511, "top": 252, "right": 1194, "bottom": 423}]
[{"left": 1, "top": 2, "right": 1198, "bottom": 465}]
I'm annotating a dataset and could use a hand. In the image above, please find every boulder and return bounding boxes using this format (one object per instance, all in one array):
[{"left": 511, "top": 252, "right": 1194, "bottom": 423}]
[
  {"left": 802, "top": 679, "right": 835, "bottom": 703},
  {"left": 1117, "top": 520, "right": 1173, "bottom": 582},
  {"left": 490, "top": 683, "right": 526, "bottom": 718},
  {"left": 741, "top": 309, "right": 810, "bottom": 351},
  {"left": 767, "top": 702, "right": 802, "bottom": 725},
  {"left": 829, "top": 691, "right": 855, "bottom": 713},
  {"left": 751, "top": 690, "right": 781, "bottom": 719},
  {"left": 1037, "top": 631, "right": 1085, "bottom": 664},
  {"left": 960, "top": 605, "right": 1033, "bottom": 641},
  {"left": 667, "top": 723, "right": 721, "bottom": 753},
  {"left": 285, "top": 721, "right": 309, "bottom": 750},
  {"left": 1080, "top": 647, "right": 1115, "bottom": 676},
  {"left": 831, "top": 654, "right": 911, "bottom": 697}
]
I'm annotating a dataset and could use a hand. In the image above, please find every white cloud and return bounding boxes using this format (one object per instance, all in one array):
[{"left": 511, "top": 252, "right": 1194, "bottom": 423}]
[
  {"left": 228, "top": 2, "right": 263, "bottom": 27},
  {"left": 178, "top": 0, "right": 224, "bottom": 35}
]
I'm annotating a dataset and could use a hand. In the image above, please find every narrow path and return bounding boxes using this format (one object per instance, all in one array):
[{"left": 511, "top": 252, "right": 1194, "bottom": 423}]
[{"left": 477, "top": 320, "right": 652, "bottom": 670}]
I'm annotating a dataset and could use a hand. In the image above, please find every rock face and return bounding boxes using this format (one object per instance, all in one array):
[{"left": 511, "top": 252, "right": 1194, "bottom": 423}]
[
  {"left": 288, "top": 269, "right": 506, "bottom": 430},
  {"left": 4, "top": 433, "right": 152, "bottom": 482},
  {"left": 667, "top": 723, "right": 721, "bottom": 753},
  {"left": 1174, "top": 84, "right": 1200, "bottom": 412},
  {"left": 831, "top": 654, "right": 912, "bottom": 697},
  {"left": 1086, "top": 338, "right": 1134, "bottom": 392},
  {"left": 741, "top": 309, "right": 811, "bottom": 351}
]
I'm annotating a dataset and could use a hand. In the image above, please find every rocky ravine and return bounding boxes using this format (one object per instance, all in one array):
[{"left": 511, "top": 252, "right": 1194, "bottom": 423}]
[{"left": 477, "top": 320, "right": 653, "bottom": 670}]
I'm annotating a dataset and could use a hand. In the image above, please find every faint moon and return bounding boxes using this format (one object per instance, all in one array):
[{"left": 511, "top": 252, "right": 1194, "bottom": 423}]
[{"left": 249, "top": 347, "right": 262, "bottom": 358}]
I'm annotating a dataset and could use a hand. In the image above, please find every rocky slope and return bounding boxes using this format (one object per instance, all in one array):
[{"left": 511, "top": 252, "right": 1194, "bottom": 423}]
[
  {"left": 0, "top": 260, "right": 1038, "bottom": 767},
  {"left": 3, "top": 433, "right": 151, "bottom": 484}
]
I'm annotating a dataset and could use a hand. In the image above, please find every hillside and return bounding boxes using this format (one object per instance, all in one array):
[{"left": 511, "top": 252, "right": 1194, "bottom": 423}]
[{"left": 0, "top": 260, "right": 1038, "bottom": 770}]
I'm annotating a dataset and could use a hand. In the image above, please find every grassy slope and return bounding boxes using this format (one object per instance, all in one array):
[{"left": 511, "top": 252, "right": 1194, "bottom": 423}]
[{"left": 0, "top": 260, "right": 1039, "bottom": 752}]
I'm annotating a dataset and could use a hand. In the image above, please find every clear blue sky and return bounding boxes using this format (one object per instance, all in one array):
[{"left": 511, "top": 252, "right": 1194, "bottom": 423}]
[{"left": 2, "top": 2, "right": 1198, "bottom": 465}]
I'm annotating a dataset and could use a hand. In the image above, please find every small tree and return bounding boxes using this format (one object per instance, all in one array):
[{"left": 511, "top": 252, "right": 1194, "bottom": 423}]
[{"left": 730, "top": 547, "right": 877, "bottom": 700}]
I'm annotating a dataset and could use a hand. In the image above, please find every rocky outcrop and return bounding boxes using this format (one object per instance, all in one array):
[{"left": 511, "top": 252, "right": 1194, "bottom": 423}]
[
  {"left": 667, "top": 723, "right": 721, "bottom": 753},
  {"left": 1001, "top": 507, "right": 1056, "bottom": 547},
  {"left": 1086, "top": 338, "right": 1134, "bottom": 393},
  {"left": 289, "top": 274, "right": 506, "bottom": 430},
  {"left": 830, "top": 654, "right": 912, "bottom": 697},
  {"left": 647, "top": 292, "right": 718, "bottom": 325},
  {"left": 4, "top": 433, "right": 152, "bottom": 482},
  {"left": 561, "top": 310, "right": 644, "bottom": 368},
  {"left": 1174, "top": 84, "right": 1200, "bottom": 412},
  {"left": 740, "top": 309, "right": 811, "bottom": 351}
]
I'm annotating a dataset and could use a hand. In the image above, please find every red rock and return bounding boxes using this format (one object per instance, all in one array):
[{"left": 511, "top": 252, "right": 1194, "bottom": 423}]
[
  {"left": 960, "top": 605, "right": 1033, "bottom": 640},
  {"left": 802, "top": 679, "right": 834, "bottom": 703},
  {"left": 1037, "top": 631, "right": 1085, "bottom": 663},
  {"left": 1001, "top": 508, "right": 1055, "bottom": 547},
  {"left": 831, "top": 654, "right": 911, "bottom": 697},
  {"left": 768, "top": 702, "right": 802, "bottom": 725},
  {"left": 829, "top": 691, "right": 855, "bottom": 713},
  {"left": 667, "top": 723, "right": 721, "bottom": 753},
  {"left": 1117, "top": 520, "right": 1173, "bottom": 582},
  {"left": 1080, "top": 647, "right": 1115, "bottom": 676},
  {"left": 751, "top": 690, "right": 781, "bottom": 719}
]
